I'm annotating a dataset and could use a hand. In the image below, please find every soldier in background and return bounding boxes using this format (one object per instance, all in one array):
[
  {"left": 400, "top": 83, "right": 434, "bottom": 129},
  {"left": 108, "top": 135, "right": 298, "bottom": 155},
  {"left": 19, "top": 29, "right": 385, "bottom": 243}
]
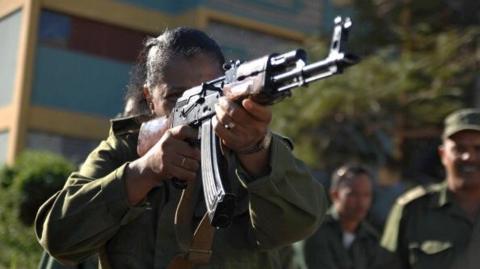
[
  {"left": 381, "top": 108, "right": 480, "bottom": 269},
  {"left": 304, "top": 164, "right": 383, "bottom": 269}
]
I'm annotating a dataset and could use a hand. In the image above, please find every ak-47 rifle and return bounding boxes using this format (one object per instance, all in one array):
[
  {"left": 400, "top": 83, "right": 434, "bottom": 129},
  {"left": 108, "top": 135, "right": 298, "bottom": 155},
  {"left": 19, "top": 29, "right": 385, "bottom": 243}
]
[{"left": 138, "top": 16, "right": 358, "bottom": 229}]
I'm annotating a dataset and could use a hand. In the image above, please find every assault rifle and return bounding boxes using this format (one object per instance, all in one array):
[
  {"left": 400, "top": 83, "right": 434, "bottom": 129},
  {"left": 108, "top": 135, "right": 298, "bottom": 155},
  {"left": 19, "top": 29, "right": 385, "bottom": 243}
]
[{"left": 138, "top": 17, "right": 358, "bottom": 228}]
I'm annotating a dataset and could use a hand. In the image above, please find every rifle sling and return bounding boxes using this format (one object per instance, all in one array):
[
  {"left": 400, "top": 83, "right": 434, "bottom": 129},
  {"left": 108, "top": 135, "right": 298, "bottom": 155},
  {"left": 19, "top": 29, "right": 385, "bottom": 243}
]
[
  {"left": 169, "top": 118, "right": 228, "bottom": 269},
  {"left": 173, "top": 180, "right": 197, "bottom": 252},
  {"left": 169, "top": 183, "right": 215, "bottom": 269}
]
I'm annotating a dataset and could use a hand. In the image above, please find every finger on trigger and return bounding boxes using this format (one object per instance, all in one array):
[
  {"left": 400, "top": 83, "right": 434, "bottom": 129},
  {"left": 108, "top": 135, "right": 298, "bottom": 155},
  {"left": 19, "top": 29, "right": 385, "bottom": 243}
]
[
  {"left": 214, "top": 103, "right": 235, "bottom": 126},
  {"left": 219, "top": 97, "right": 239, "bottom": 117}
]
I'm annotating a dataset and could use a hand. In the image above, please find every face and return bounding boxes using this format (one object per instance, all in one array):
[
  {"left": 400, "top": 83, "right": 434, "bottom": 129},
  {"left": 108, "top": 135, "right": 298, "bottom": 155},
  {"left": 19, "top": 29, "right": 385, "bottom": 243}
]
[
  {"left": 145, "top": 53, "right": 222, "bottom": 117},
  {"left": 439, "top": 130, "right": 480, "bottom": 192},
  {"left": 331, "top": 174, "right": 372, "bottom": 223}
]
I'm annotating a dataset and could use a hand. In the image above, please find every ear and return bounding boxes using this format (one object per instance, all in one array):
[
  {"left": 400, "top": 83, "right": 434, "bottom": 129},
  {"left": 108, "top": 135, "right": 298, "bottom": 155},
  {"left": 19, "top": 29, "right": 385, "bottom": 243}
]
[
  {"left": 329, "top": 189, "right": 339, "bottom": 202},
  {"left": 143, "top": 85, "right": 151, "bottom": 102},
  {"left": 438, "top": 143, "right": 447, "bottom": 165},
  {"left": 143, "top": 85, "right": 154, "bottom": 113}
]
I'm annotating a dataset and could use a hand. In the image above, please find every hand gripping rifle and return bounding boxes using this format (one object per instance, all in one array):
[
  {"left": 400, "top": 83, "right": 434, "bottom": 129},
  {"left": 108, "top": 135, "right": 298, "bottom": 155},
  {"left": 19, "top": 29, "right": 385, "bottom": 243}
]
[{"left": 138, "top": 17, "right": 358, "bottom": 229}]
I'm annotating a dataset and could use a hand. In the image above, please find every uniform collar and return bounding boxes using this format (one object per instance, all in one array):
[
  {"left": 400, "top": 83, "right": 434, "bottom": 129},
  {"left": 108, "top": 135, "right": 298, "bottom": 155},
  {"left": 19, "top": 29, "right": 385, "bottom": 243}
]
[
  {"left": 427, "top": 181, "right": 475, "bottom": 222},
  {"left": 328, "top": 206, "right": 340, "bottom": 222},
  {"left": 327, "top": 207, "right": 378, "bottom": 239},
  {"left": 110, "top": 114, "right": 150, "bottom": 136},
  {"left": 428, "top": 181, "right": 453, "bottom": 208}
]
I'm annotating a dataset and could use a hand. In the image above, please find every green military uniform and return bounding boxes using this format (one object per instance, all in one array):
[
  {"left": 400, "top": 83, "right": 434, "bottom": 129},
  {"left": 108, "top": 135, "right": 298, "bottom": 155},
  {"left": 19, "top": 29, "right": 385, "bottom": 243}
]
[
  {"left": 35, "top": 116, "right": 327, "bottom": 269},
  {"left": 38, "top": 252, "right": 97, "bottom": 269},
  {"left": 381, "top": 181, "right": 480, "bottom": 269},
  {"left": 303, "top": 207, "right": 381, "bottom": 269}
]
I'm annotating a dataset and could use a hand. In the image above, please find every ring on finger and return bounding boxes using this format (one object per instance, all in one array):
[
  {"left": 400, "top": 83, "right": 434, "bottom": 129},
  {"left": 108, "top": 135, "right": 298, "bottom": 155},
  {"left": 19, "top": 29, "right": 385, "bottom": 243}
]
[
  {"left": 224, "top": 122, "right": 235, "bottom": 130},
  {"left": 181, "top": 157, "right": 187, "bottom": 167}
]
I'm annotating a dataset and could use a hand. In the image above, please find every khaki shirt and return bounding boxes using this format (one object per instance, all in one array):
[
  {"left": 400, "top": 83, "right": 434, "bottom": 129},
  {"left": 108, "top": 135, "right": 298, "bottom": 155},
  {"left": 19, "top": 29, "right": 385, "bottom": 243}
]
[
  {"left": 35, "top": 116, "right": 327, "bottom": 269},
  {"left": 381, "top": 181, "right": 480, "bottom": 269},
  {"left": 303, "top": 208, "right": 381, "bottom": 269}
]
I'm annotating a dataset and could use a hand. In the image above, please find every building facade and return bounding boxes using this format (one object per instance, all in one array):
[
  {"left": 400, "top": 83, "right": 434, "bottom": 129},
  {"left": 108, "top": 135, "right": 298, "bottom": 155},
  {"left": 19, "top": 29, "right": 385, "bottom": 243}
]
[{"left": 0, "top": 0, "right": 323, "bottom": 164}]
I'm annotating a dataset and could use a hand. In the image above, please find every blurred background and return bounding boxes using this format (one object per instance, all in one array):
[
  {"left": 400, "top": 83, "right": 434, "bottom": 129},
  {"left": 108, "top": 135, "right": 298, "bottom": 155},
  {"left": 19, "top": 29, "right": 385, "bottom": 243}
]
[{"left": 0, "top": 0, "right": 478, "bottom": 267}]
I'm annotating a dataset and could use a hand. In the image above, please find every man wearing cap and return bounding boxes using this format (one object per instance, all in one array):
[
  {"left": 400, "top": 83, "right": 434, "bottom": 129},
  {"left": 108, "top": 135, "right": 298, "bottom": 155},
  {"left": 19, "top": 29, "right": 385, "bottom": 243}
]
[{"left": 381, "top": 108, "right": 480, "bottom": 269}]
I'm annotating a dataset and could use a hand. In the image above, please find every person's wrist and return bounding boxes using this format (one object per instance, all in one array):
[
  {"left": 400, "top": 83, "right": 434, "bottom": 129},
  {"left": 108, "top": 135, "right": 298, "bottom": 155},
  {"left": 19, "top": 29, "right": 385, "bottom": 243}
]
[
  {"left": 124, "top": 161, "right": 153, "bottom": 205},
  {"left": 236, "top": 131, "right": 272, "bottom": 155},
  {"left": 127, "top": 159, "right": 160, "bottom": 188}
]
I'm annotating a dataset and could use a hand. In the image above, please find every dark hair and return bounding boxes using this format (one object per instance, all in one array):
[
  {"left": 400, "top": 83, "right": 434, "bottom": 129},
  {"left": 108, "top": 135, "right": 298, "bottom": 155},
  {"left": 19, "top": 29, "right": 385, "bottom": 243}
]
[
  {"left": 124, "top": 27, "right": 225, "bottom": 115},
  {"left": 330, "top": 164, "right": 372, "bottom": 191}
]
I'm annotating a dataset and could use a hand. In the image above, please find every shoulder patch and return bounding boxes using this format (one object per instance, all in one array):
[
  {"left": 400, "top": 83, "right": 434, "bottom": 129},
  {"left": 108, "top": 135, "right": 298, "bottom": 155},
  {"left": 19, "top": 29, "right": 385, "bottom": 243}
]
[
  {"left": 397, "top": 186, "right": 427, "bottom": 205},
  {"left": 425, "top": 182, "right": 445, "bottom": 193}
]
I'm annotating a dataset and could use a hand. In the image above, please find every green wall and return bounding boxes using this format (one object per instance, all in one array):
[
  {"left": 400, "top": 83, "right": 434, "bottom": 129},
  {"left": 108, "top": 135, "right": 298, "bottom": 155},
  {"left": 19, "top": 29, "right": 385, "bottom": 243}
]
[{"left": 30, "top": 46, "right": 131, "bottom": 117}]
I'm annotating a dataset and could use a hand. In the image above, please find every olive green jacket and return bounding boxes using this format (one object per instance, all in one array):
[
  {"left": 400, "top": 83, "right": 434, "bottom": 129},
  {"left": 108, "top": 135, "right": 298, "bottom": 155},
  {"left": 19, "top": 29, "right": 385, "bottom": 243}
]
[
  {"left": 35, "top": 116, "right": 327, "bottom": 269},
  {"left": 303, "top": 207, "right": 382, "bottom": 269},
  {"left": 38, "top": 252, "right": 97, "bottom": 269},
  {"left": 381, "top": 181, "right": 480, "bottom": 269}
]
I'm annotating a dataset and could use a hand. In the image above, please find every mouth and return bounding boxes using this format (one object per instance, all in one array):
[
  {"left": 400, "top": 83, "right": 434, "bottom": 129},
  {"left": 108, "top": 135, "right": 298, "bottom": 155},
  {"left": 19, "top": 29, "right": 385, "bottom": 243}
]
[{"left": 456, "top": 163, "right": 480, "bottom": 175}]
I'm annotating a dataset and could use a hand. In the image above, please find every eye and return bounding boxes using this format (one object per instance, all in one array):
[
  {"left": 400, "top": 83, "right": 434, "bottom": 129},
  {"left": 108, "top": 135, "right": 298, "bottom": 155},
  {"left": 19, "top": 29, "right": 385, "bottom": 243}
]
[
  {"left": 452, "top": 145, "right": 465, "bottom": 155},
  {"left": 165, "top": 87, "right": 186, "bottom": 101}
]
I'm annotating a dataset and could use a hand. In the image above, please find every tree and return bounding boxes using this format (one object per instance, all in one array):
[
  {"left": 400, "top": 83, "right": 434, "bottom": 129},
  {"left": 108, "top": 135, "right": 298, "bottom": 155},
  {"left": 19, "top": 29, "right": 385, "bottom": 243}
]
[
  {"left": 0, "top": 151, "right": 75, "bottom": 267},
  {"left": 347, "top": 0, "right": 480, "bottom": 54},
  {"left": 271, "top": 27, "right": 478, "bottom": 174}
]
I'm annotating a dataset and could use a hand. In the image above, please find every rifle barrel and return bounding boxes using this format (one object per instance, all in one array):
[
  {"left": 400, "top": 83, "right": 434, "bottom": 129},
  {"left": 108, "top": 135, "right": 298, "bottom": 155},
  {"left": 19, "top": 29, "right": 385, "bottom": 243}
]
[{"left": 272, "top": 53, "right": 357, "bottom": 92}]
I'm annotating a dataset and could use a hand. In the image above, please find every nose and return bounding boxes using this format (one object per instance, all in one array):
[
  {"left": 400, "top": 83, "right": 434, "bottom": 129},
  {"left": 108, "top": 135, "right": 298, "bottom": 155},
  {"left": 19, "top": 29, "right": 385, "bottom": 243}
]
[{"left": 358, "top": 196, "right": 371, "bottom": 210}]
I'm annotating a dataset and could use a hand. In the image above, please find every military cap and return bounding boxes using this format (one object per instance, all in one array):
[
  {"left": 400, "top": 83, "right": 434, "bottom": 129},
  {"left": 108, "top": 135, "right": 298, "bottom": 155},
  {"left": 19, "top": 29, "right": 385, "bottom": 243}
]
[{"left": 443, "top": 108, "right": 480, "bottom": 138}]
